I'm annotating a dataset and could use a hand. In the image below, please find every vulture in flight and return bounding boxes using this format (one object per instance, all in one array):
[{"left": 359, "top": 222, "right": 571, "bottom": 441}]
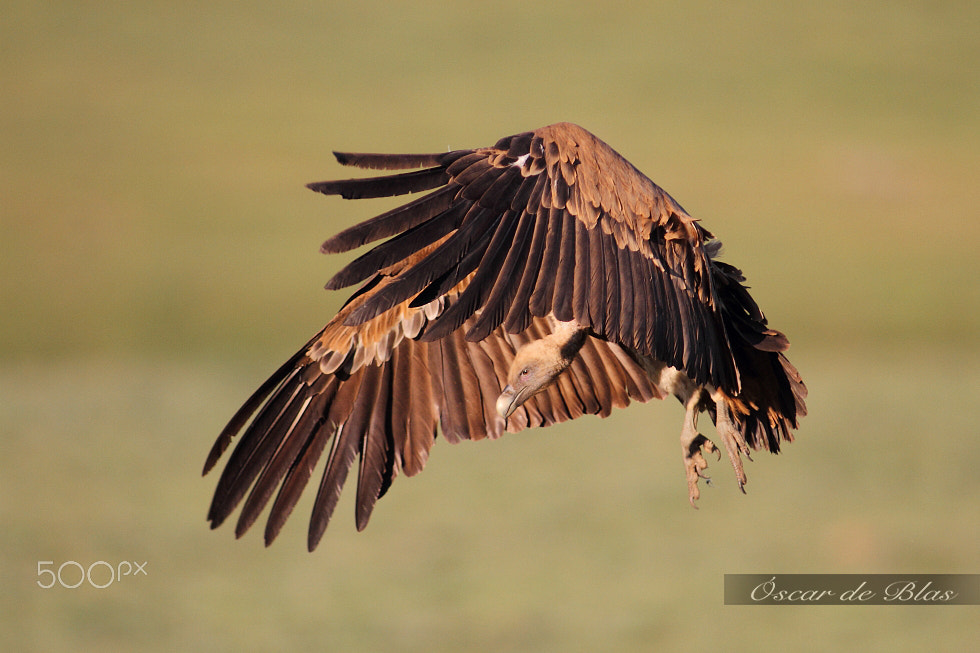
[{"left": 204, "top": 122, "right": 807, "bottom": 551}]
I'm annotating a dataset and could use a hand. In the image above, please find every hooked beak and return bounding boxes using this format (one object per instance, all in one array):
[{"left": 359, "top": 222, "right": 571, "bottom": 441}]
[{"left": 496, "top": 384, "right": 522, "bottom": 419}]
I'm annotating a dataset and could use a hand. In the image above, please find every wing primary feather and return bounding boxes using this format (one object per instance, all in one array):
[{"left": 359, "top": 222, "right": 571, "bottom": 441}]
[
  {"left": 462, "top": 340, "right": 506, "bottom": 439},
  {"left": 307, "top": 167, "right": 449, "bottom": 200},
  {"left": 225, "top": 384, "right": 309, "bottom": 518},
  {"left": 264, "top": 389, "right": 337, "bottom": 546},
  {"left": 562, "top": 353, "right": 600, "bottom": 416},
  {"left": 408, "top": 228, "right": 491, "bottom": 309},
  {"left": 599, "top": 228, "right": 621, "bottom": 343},
  {"left": 550, "top": 367, "right": 583, "bottom": 420},
  {"left": 524, "top": 166, "right": 548, "bottom": 210},
  {"left": 496, "top": 174, "right": 547, "bottom": 331},
  {"left": 410, "top": 207, "right": 502, "bottom": 306},
  {"left": 451, "top": 159, "right": 493, "bottom": 187},
  {"left": 320, "top": 185, "right": 456, "bottom": 254},
  {"left": 474, "top": 165, "right": 524, "bottom": 210},
  {"left": 345, "top": 204, "right": 498, "bottom": 325},
  {"left": 306, "top": 421, "right": 357, "bottom": 550},
  {"left": 587, "top": 222, "right": 609, "bottom": 338},
  {"left": 552, "top": 211, "right": 577, "bottom": 322},
  {"left": 573, "top": 217, "right": 591, "bottom": 325},
  {"left": 503, "top": 205, "right": 548, "bottom": 332},
  {"left": 307, "top": 364, "right": 377, "bottom": 547},
  {"left": 431, "top": 337, "right": 470, "bottom": 442},
  {"left": 204, "top": 346, "right": 309, "bottom": 475},
  {"left": 333, "top": 150, "right": 467, "bottom": 170},
  {"left": 673, "top": 281, "right": 696, "bottom": 373},
  {"left": 449, "top": 330, "right": 488, "bottom": 439},
  {"left": 401, "top": 341, "right": 437, "bottom": 475},
  {"left": 326, "top": 200, "right": 470, "bottom": 291},
  {"left": 629, "top": 251, "right": 652, "bottom": 354},
  {"left": 207, "top": 371, "right": 306, "bottom": 526},
  {"left": 387, "top": 346, "right": 413, "bottom": 471},
  {"left": 613, "top": 242, "right": 634, "bottom": 349},
  {"left": 460, "top": 165, "right": 503, "bottom": 202},
  {"left": 237, "top": 381, "right": 333, "bottom": 538},
  {"left": 508, "top": 172, "right": 540, "bottom": 212},
  {"left": 424, "top": 209, "right": 519, "bottom": 342},
  {"left": 585, "top": 341, "right": 631, "bottom": 410},
  {"left": 528, "top": 204, "right": 561, "bottom": 318},
  {"left": 446, "top": 151, "right": 489, "bottom": 177},
  {"left": 657, "top": 266, "right": 681, "bottom": 366},
  {"left": 536, "top": 382, "right": 567, "bottom": 424},
  {"left": 468, "top": 205, "right": 535, "bottom": 340},
  {"left": 527, "top": 379, "right": 557, "bottom": 427},
  {"left": 355, "top": 360, "right": 395, "bottom": 531}
]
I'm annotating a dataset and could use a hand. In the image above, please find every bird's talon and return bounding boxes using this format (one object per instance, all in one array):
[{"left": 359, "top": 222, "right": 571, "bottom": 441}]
[{"left": 683, "top": 433, "right": 717, "bottom": 508}]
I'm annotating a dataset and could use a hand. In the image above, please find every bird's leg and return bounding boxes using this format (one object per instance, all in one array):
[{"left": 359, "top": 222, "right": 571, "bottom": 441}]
[
  {"left": 680, "top": 389, "right": 719, "bottom": 507},
  {"left": 710, "top": 393, "right": 752, "bottom": 493}
]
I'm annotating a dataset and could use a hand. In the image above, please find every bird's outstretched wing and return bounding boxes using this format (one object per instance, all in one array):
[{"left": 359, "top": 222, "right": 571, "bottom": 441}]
[
  {"left": 315, "top": 122, "right": 738, "bottom": 391},
  {"left": 205, "top": 249, "right": 662, "bottom": 549},
  {"left": 205, "top": 122, "right": 748, "bottom": 549}
]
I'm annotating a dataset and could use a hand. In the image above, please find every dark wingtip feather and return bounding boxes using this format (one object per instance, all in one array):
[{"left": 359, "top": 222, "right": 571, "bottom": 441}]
[
  {"left": 755, "top": 329, "right": 790, "bottom": 352},
  {"left": 203, "top": 437, "right": 229, "bottom": 477},
  {"left": 333, "top": 151, "right": 463, "bottom": 170},
  {"left": 320, "top": 185, "right": 456, "bottom": 255},
  {"left": 307, "top": 168, "right": 450, "bottom": 200},
  {"left": 355, "top": 509, "right": 373, "bottom": 532},
  {"left": 203, "top": 347, "right": 309, "bottom": 476}
]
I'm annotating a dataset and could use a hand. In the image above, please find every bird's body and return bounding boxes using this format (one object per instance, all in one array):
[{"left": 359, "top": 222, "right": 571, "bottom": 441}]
[{"left": 205, "top": 123, "right": 807, "bottom": 550}]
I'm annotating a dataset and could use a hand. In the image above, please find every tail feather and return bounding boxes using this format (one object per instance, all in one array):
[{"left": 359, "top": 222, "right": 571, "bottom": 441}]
[{"left": 711, "top": 259, "right": 807, "bottom": 453}]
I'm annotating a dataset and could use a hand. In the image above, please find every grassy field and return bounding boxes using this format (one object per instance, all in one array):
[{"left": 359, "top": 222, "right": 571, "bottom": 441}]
[
  {"left": 3, "top": 352, "right": 979, "bottom": 651},
  {"left": 3, "top": 1, "right": 979, "bottom": 650}
]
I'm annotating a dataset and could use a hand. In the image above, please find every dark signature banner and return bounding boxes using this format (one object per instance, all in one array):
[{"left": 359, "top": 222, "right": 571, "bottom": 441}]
[{"left": 724, "top": 574, "right": 980, "bottom": 605}]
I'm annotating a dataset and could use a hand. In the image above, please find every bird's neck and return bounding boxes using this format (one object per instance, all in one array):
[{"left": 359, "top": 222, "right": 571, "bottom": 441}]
[{"left": 542, "top": 319, "right": 588, "bottom": 376}]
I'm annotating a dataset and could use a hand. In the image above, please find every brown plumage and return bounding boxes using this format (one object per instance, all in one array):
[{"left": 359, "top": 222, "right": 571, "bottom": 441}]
[{"left": 204, "top": 123, "right": 807, "bottom": 550}]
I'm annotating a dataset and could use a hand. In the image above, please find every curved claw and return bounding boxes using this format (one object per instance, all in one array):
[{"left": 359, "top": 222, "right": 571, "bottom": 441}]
[{"left": 684, "top": 433, "right": 718, "bottom": 507}]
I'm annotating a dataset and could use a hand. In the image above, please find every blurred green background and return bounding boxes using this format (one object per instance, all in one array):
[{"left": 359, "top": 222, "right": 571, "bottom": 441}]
[{"left": 2, "top": 1, "right": 978, "bottom": 650}]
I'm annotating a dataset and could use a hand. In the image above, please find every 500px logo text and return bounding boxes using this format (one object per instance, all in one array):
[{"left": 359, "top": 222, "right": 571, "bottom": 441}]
[{"left": 37, "top": 560, "right": 147, "bottom": 589}]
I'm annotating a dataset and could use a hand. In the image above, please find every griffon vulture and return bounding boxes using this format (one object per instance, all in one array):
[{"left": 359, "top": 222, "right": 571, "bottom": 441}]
[{"left": 204, "top": 122, "right": 807, "bottom": 550}]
